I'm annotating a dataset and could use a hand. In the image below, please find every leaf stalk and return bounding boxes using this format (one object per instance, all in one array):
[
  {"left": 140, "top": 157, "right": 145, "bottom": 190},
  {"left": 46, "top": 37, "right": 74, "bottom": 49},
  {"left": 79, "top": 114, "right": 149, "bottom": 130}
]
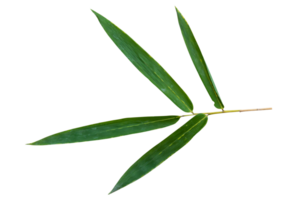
[{"left": 180, "top": 107, "right": 272, "bottom": 117}]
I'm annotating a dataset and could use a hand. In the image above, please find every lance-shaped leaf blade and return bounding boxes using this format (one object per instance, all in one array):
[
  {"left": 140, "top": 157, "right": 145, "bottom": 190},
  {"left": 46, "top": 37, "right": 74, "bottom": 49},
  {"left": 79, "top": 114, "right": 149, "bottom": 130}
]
[
  {"left": 110, "top": 113, "right": 208, "bottom": 194},
  {"left": 176, "top": 8, "right": 224, "bottom": 109},
  {"left": 91, "top": 10, "right": 193, "bottom": 113},
  {"left": 28, "top": 116, "right": 180, "bottom": 145}
]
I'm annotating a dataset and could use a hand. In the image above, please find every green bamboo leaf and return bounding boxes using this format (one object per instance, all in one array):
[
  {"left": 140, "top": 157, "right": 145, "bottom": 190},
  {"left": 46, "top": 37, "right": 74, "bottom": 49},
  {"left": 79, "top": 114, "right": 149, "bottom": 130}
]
[
  {"left": 91, "top": 10, "right": 193, "bottom": 113},
  {"left": 176, "top": 8, "right": 224, "bottom": 109},
  {"left": 28, "top": 116, "right": 180, "bottom": 145},
  {"left": 110, "top": 113, "right": 208, "bottom": 194}
]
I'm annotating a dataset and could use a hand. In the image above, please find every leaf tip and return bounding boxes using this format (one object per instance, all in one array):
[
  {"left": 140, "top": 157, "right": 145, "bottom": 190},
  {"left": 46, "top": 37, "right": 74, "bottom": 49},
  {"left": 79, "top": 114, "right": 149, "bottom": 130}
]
[{"left": 106, "top": 189, "right": 112, "bottom": 196}]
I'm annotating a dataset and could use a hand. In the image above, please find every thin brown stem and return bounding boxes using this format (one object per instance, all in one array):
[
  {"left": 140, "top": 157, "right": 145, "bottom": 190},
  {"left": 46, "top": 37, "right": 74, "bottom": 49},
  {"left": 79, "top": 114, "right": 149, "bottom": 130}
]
[{"left": 181, "top": 107, "right": 274, "bottom": 117}]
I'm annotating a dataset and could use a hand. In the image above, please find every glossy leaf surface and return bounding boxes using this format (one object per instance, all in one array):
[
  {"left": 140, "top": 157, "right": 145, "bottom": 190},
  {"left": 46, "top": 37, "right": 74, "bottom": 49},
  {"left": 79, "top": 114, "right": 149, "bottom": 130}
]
[
  {"left": 110, "top": 113, "right": 208, "bottom": 194},
  {"left": 176, "top": 8, "right": 224, "bottom": 109},
  {"left": 92, "top": 10, "right": 193, "bottom": 113},
  {"left": 28, "top": 116, "right": 180, "bottom": 145}
]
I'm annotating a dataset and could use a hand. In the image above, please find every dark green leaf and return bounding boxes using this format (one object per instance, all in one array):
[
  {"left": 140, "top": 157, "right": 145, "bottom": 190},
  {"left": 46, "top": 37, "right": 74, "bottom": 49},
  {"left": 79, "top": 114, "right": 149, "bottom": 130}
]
[
  {"left": 89, "top": 8, "right": 195, "bottom": 113},
  {"left": 172, "top": 4, "right": 226, "bottom": 110},
  {"left": 23, "top": 115, "right": 182, "bottom": 146},
  {"left": 106, "top": 113, "right": 210, "bottom": 196}
]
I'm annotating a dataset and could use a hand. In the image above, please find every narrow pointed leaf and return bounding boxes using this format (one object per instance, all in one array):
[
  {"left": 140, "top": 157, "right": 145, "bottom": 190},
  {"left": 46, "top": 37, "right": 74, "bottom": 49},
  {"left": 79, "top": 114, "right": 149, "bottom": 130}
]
[
  {"left": 91, "top": 10, "right": 193, "bottom": 113},
  {"left": 28, "top": 116, "right": 180, "bottom": 145},
  {"left": 176, "top": 8, "right": 224, "bottom": 109},
  {"left": 110, "top": 113, "right": 208, "bottom": 194}
]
